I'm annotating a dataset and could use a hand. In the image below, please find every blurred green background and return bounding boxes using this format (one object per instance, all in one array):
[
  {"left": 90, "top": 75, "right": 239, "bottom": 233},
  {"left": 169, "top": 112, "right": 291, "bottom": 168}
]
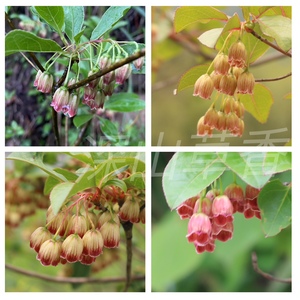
[
  {"left": 151, "top": 7, "right": 291, "bottom": 146},
  {"left": 151, "top": 152, "right": 291, "bottom": 292}
]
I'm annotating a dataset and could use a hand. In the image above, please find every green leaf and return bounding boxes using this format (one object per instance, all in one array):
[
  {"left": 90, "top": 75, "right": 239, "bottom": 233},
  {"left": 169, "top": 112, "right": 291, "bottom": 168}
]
[
  {"left": 175, "top": 64, "right": 209, "bottom": 94},
  {"left": 239, "top": 83, "right": 274, "bottom": 123},
  {"left": 214, "top": 13, "right": 241, "bottom": 50},
  {"left": 257, "top": 15, "right": 291, "bottom": 51},
  {"left": 198, "top": 28, "right": 223, "bottom": 48},
  {"left": 6, "top": 152, "right": 66, "bottom": 181},
  {"left": 63, "top": 6, "right": 84, "bottom": 43},
  {"left": 65, "top": 152, "right": 94, "bottom": 166},
  {"left": 258, "top": 179, "right": 291, "bottom": 237},
  {"left": 73, "top": 114, "right": 93, "bottom": 128},
  {"left": 35, "top": 6, "right": 64, "bottom": 34},
  {"left": 174, "top": 6, "right": 228, "bottom": 33},
  {"left": 98, "top": 117, "right": 119, "bottom": 143},
  {"left": 74, "top": 28, "right": 86, "bottom": 45},
  {"left": 50, "top": 182, "right": 74, "bottom": 214},
  {"left": 121, "top": 43, "right": 145, "bottom": 56},
  {"left": 218, "top": 152, "right": 272, "bottom": 189},
  {"left": 44, "top": 176, "right": 60, "bottom": 195},
  {"left": 5, "top": 30, "right": 62, "bottom": 56},
  {"left": 53, "top": 168, "right": 78, "bottom": 181},
  {"left": 162, "top": 153, "right": 226, "bottom": 210},
  {"left": 263, "top": 152, "right": 291, "bottom": 175},
  {"left": 90, "top": 6, "right": 131, "bottom": 40},
  {"left": 103, "top": 179, "right": 127, "bottom": 192},
  {"left": 124, "top": 173, "right": 145, "bottom": 189},
  {"left": 104, "top": 93, "right": 145, "bottom": 112},
  {"left": 241, "top": 29, "right": 270, "bottom": 64}
]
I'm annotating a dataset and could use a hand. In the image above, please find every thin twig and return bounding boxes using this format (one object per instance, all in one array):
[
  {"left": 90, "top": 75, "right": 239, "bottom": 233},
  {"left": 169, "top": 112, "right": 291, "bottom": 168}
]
[
  {"left": 251, "top": 252, "right": 291, "bottom": 283},
  {"left": 68, "top": 49, "right": 145, "bottom": 92},
  {"left": 5, "top": 263, "right": 144, "bottom": 284},
  {"left": 255, "top": 72, "right": 292, "bottom": 82},
  {"left": 249, "top": 29, "right": 291, "bottom": 58},
  {"left": 51, "top": 107, "right": 61, "bottom": 146}
]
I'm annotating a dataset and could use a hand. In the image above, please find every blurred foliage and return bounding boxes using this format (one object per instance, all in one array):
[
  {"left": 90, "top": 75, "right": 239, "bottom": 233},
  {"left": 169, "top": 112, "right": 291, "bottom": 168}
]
[
  {"left": 151, "top": 6, "right": 291, "bottom": 146},
  {"left": 151, "top": 152, "right": 291, "bottom": 292},
  {"left": 5, "top": 154, "right": 145, "bottom": 292},
  {"left": 5, "top": 6, "right": 145, "bottom": 146}
]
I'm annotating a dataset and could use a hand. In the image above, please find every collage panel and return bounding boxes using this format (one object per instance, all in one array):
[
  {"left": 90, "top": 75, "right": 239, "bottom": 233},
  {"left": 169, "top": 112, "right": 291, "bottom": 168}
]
[
  {"left": 5, "top": 152, "right": 145, "bottom": 292},
  {"left": 5, "top": 6, "right": 145, "bottom": 146},
  {"left": 152, "top": 152, "right": 291, "bottom": 292},
  {"left": 152, "top": 6, "right": 291, "bottom": 146}
]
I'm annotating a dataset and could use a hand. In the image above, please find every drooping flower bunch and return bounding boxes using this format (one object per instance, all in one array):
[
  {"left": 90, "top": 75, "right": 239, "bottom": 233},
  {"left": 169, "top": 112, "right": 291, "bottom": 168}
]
[
  {"left": 30, "top": 185, "right": 145, "bottom": 266},
  {"left": 194, "top": 39, "right": 255, "bottom": 137},
  {"left": 33, "top": 42, "right": 144, "bottom": 118},
  {"left": 176, "top": 183, "right": 260, "bottom": 254}
]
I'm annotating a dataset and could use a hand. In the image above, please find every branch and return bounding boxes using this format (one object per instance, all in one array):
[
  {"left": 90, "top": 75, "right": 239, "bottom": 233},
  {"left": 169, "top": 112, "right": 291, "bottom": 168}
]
[
  {"left": 5, "top": 263, "right": 144, "bottom": 284},
  {"left": 73, "top": 118, "right": 93, "bottom": 146},
  {"left": 249, "top": 29, "right": 291, "bottom": 58},
  {"left": 5, "top": 12, "right": 45, "bottom": 71},
  {"left": 255, "top": 72, "right": 292, "bottom": 82},
  {"left": 68, "top": 48, "right": 145, "bottom": 92},
  {"left": 121, "top": 221, "right": 134, "bottom": 292},
  {"left": 251, "top": 252, "right": 291, "bottom": 283}
]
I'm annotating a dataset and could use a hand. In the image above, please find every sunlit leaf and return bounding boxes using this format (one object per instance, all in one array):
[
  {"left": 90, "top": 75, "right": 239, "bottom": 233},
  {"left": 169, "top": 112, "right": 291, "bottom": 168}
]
[
  {"left": 263, "top": 152, "right": 291, "bottom": 175},
  {"left": 50, "top": 182, "right": 74, "bottom": 214},
  {"left": 163, "top": 152, "right": 226, "bottom": 209},
  {"left": 176, "top": 64, "right": 209, "bottom": 94},
  {"left": 218, "top": 152, "right": 272, "bottom": 188},
  {"left": 257, "top": 15, "right": 291, "bottom": 51},
  {"left": 174, "top": 6, "right": 228, "bottom": 33},
  {"left": 239, "top": 83, "right": 274, "bottom": 123},
  {"left": 258, "top": 179, "right": 291, "bottom": 237}
]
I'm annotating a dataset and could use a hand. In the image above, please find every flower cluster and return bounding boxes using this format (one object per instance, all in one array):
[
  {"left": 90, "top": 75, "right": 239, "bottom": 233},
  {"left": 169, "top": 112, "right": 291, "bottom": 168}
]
[
  {"left": 30, "top": 185, "right": 145, "bottom": 266},
  {"left": 176, "top": 184, "right": 261, "bottom": 254},
  {"left": 193, "top": 40, "right": 255, "bottom": 137},
  {"left": 33, "top": 50, "right": 144, "bottom": 118}
]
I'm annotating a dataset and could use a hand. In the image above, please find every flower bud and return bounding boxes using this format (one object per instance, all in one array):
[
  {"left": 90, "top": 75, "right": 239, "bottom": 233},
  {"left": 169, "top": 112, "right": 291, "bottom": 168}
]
[
  {"left": 61, "top": 234, "right": 83, "bottom": 263},
  {"left": 51, "top": 86, "right": 70, "bottom": 112},
  {"left": 82, "top": 229, "right": 104, "bottom": 257},
  {"left": 99, "top": 53, "right": 112, "bottom": 70},
  {"left": 115, "top": 57, "right": 132, "bottom": 85},
  {"left": 237, "top": 71, "right": 255, "bottom": 94},
  {"left": 210, "top": 71, "right": 223, "bottom": 91},
  {"left": 83, "top": 86, "right": 97, "bottom": 103},
  {"left": 37, "top": 239, "right": 62, "bottom": 266},
  {"left": 212, "top": 195, "right": 234, "bottom": 226},
  {"left": 176, "top": 196, "right": 198, "bottom": 219},
  {"left": 100, "top": 219, "right": 120, "bottom": 248},
  {"left": 133, "top": 56, "right": 144, "bottom": 70},
  {"left": 33, "top": 70, "right": 42, "bottom": 87},
  {"left": 103, "top": 71, "right": 115, "bottom": 85},
  {"left": 205, "top": 189, "right": 220, "bottom": 202},
  {"left": 197, "top": 116, "right": 213, "bottom": 137},
  {"left": 213, "top": 53, "right": 230, "bottom": 75},
  {"left": 119, "top": 197, "right": 140, "bottom": 223},
  {"left": 68, "top": 215, "right": 88, "bottom": 238},
  {"left": 220, "top": 74, "right": 237, "bottom": 96},
  {"left": 64, "top": 93, "right": 79, "bottom": 117},
  {"left": 204, "top": 107, "right": 219, "bottom": 128},
  {"left": 186, "top": 213, "right": 212, "bottom": 246},
  {"left": 193, "top": 74, "right": 214, "bottom": 99},
  {"left": 37, "top": 72, "right": 53, "bottom": 93},
  {"left": 228, "top": 41, "right": 247, "bottom": 68},
  {"left": 87, "top": 69, "right": 100, "bottom": 89},
  {"left": 224, "top": 183, "right": 245, "bottom": 213},
  {"left": 30, "top": 226, "right": 52, "bottom": 253}
]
